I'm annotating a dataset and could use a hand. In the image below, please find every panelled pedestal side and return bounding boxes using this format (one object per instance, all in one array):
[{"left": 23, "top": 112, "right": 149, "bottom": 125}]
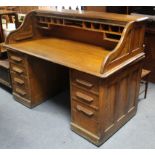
[
  {"left": 8, "top": 49, "right": 68, "bottom": 108},
  {"left": 70, "top": 59, "right": 143, "bottom": 146}
]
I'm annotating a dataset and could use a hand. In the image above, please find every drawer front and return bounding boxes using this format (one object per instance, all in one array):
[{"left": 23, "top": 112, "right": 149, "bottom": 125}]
[
  {"left": 72, "top": 100, "right": 99, "bottom": 135},
  {"left": 10, "top": 63, "right": 27, "bottom": 76},
  {"left": 13, "top": 86, "right": 30, "bottom": 100},
  {"left": 71, "top": 70, "right": 99, "bottom": 94},
  {"left": 8, "top": 51, "right": 27, "bottom": 67},
  {"left": 11, "top": 72, "right": 29, "bottom": 90},
  {"left": 72, "top": 100, "right": 98, "bottom": 120},
  {"left": 72, "top": 86, "right": 99, "bottom": 110}
]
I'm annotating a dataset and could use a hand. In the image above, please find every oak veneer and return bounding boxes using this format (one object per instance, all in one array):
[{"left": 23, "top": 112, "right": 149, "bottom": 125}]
[
  {"left": 6, "top": 38, "right": 109, "bottom": 76},
  {"left": 4, "top": 10, "right": 148, "bottom": 146}
]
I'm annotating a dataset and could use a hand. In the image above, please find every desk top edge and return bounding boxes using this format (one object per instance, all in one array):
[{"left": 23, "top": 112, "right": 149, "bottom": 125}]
[{"left": 34, "top": 9, "right": 148, "bottom": 23}]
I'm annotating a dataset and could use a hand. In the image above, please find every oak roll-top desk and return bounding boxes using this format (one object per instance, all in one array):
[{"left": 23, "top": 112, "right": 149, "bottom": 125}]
[{"left": 4, "top": 10, "right": 147, "bottom": 146}]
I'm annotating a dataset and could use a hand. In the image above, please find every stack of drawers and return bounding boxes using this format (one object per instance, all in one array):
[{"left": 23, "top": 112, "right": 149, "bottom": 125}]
[
  {"left": 70, "top": 70, "right": 100, "bottom": 137},
  {"left": 8, "top": 50, "right": 31, "bottom": 104}
]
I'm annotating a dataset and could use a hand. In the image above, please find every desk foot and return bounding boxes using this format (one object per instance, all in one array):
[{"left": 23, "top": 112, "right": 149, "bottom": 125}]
[{"left": 71, "top": 122, "right": 101, "bottom": 146}]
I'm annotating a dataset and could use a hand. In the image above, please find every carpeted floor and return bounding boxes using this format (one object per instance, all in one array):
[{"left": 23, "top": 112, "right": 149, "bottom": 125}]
[{"left": 0, "top": 83, "right": 155, "bottom": 149}]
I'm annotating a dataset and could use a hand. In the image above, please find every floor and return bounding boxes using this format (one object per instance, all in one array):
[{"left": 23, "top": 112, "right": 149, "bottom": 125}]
[{"left": 0, "top": 83, "right": 155, "bottom": 149}]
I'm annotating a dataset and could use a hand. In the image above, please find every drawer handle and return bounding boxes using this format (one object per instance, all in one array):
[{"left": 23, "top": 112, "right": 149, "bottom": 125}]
[
  {"left": 12, "top": 66, "right": 23, "bottom": 74},
  {"left": 15, "top": 88, "right": 26, "bottom": 96},
  {"left": 10, "top": 56, "right": 22, "bottom": 62},
  {"left": 76, "top": 105, "right": 94, "bottom": 117},
  {"left": 14, "top": 77, "right": 24, "bottom": 85},
  {"left": 76, "top": 92, "right": 93, "bottom": 103},
  {"left": 75, "top": 79, "right": 93, "bottom": 88}
]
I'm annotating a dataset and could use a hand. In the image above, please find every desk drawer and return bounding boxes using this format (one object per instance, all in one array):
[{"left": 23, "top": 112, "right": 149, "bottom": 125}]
[
  {"left": 8, "top": 51, "right": 27, "bottom": 67},
  {"left": 72, "top": 100, "right": 99, "bottom": 135},
  {"left": 13, "top": 86, "right": 30, "bottom": 100},
  {"left": 71, "top": 70, "right": 99, "bottom": 94},
  {"left": 11, "top": 72, "right": 29, "bottom": 90},
  {"left": 10, "top": 63, "right": 27, "bottom": 76},
  {"left": 72, "top": 100, "right": 98, "bottom": 119},
  {"left": 72, "top": 86, "right": 99, "bottom": 110}
]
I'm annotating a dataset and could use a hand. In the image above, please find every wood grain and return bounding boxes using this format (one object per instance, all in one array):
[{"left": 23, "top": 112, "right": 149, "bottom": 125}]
[{"left": 6, "top": 38, "right": 109, "bottom": 76}]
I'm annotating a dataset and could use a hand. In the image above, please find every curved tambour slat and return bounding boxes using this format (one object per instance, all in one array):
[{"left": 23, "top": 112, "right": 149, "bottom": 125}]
[
  {"left": 100, "top": 18, "right": 147, "bottom": 76},
  {"left": 5, "top": 11, "right": 36, "bottom": 44}
]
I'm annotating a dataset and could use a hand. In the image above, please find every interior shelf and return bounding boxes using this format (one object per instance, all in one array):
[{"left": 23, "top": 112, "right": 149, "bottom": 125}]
[{"left": 36, "top": 15, "right": 125, "bottom": 43}]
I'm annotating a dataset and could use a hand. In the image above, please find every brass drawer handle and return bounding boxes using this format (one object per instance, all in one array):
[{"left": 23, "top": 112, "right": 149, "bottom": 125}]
[
  {"left": 76, "top": 92, "right": 94, "bottom": 103},
  {"left": 10, "top": 56, "right": 22, "bottom": 62},
  {"left": 12, "top": 66, "right": 23, "bottom": 74},
  {"left": 76, "top": 105, "right": 94, "bottom": 117},
  {"left": 14, "top": 77, "right": 24, "bottom": 85},
  {"left": 75, "top": 79, "right": 93, "bottom": 88},
  {"left": 15, "top": 88, "right": 26, "bottom": 96}
]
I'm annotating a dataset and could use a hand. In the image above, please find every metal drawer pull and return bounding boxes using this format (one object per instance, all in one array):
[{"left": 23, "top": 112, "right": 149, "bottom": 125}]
[
  {"left": 76, "top": 105, "right": 94, "bottom": 117},
  {"left": 76, "top": 92, "right": 93, "bottom": 103},
  {"left": 12, "top": 67, "right": 23, "bottom": 74},
  {"left": 10, "top": 56, "right": 22, "bottom": 62},
  {"left": 14, "top": 78, "right": 24, "bottom": 85},
  {"left": 15, "top": 88, "right": 26, "bottom": 96},
  {"left": 76, "top": 79, "right": 93, "bottom": 88}
]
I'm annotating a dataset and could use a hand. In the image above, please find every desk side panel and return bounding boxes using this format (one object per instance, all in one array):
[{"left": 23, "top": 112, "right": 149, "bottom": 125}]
[
  {"left": 100, "top": 20, "right": 146, "bottom": 76},
  {"left": 98, "top": 58, "right": 143, "bottom": 145}
]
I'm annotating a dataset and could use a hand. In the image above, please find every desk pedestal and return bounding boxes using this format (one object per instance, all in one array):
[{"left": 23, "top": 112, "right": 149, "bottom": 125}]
[
  {"left": 8, "top": 50, "right": 68, "bottom": 108},
  {"left": 70, "top": 62, "right": 142, "bottom": 146}
]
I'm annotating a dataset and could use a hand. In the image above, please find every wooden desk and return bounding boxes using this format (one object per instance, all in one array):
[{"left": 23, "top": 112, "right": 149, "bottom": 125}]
[{"left": 4, "top": 10, "right": 147, "bottom": 146}]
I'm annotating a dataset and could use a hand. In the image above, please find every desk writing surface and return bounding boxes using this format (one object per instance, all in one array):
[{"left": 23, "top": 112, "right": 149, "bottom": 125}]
[{"left": 6, "top": 37, "right": 110, "bottom": 76}]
